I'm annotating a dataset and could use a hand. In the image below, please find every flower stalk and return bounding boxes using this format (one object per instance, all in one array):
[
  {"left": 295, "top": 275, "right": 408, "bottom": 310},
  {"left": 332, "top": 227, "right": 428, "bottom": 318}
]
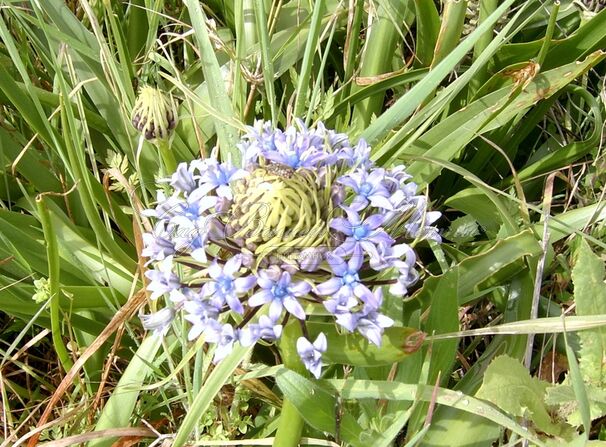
[
  {"left": 274, "top": 321, "right": 307, "bottom": 447},
  {"left": 36, "top": 194, "right": 74, "bottom": 374}
]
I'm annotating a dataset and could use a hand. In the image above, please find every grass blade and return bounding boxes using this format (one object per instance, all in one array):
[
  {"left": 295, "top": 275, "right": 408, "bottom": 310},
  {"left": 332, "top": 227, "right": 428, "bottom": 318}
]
[{"left": 184, "top": 0, "right": 240, "bottom": 164}]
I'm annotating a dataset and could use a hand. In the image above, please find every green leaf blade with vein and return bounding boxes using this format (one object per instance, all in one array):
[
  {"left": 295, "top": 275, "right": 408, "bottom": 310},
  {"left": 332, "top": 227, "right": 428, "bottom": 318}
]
[
  {"left": 476, "top": 355, "right": 566, "bottom": 437},
  {"left": 572, "top": 239, "right": 606, "bottom": 387}
]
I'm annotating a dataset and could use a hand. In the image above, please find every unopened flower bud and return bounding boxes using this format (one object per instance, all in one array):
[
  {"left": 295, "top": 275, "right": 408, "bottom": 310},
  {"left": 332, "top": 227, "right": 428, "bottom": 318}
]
[{"left": 131, "top": 86, "right": 177, "bottom": 140}]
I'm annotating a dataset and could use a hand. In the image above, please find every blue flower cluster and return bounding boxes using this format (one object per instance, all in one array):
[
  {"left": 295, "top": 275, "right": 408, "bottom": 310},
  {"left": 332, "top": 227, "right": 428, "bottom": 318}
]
[{"left": 140, "top": 120, "right": 440, "bottom": 378}]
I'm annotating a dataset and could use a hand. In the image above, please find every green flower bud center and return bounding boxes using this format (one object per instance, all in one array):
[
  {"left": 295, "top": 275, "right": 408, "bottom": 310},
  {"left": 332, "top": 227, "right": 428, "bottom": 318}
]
[{"left": 230, "top": 165, "right": 332, "bottom": 264}]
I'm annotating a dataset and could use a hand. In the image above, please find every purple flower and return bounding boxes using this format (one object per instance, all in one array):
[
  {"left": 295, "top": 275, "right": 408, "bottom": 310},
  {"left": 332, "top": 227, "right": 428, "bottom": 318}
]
[
  {"left": 142, "top": 221, "right": 175, "bottom": 262},
  {"left": 298, "top": 247, "right": 326, "bottom": 272},
  {"left": 391, "top": 265, "right": 419, "bottom": 297},
  {"left": 376, "top": 188, "right": 416, "bottom": 225},
  {"left": 144, "top": 257, "right": 181, "bottom": 300},
  {"left": 386, "top": 245, "right": 419, "bottom": 296},
  {"left": 170, "top": 221, "right": 212, "bottom": 263},
  {"left": 316, "top": 121, "right": 351, "bottom": 151},
  {"left": 384, "top": 165, "right": 413, "bottom": 191},
  {"left": 316, "top": 245, "right": 373, "bottom": 304},
  {"left": 405, "top": 201, "right": 442, "bottom": 242},
  {"left": 140, "top": 307, "right": 175, "bottom": 336},
  {"left": 202, "top": 256, "right": 256, "bottom": 314},
  {"left": 354, "top": 290, "right": 393, "bottom": 346},
  {"left": 206, "top": 323, "right": 237, "bottom": 363},
  {"left": 296, "top": 333, "right": 327, "bottom": 379},
  {"left": 142, "top": 191, "right": 181, "bottom": 220},
  {"left": 356, "top": 313, "right": 393, "bottom": 346},
  {"left": 248, "top": 270, "right": 310, "bottom": 320},
  {"left": 338, "top": 168, "right": 391, "bottom": 211},
  {"left": 336, "top": 139, "right": 371, "bottom": 168},
  {"left": 169, "top": 162, "right": 198, "bottom": 194},
  {"left": 369, "top": 242, "right": 415, "bottom": 271},
  {"left": 324, "top": 294, "right": 358, "bottom": 332},
  {"left": 261, "top": 121, "right": 331, "bottom": 169},
  {"left": 198, "top": 161, "right": 247, "bottom": 200},
  {"left": 330, "top": 208, "right": 394, "bottom": 260},
  {"left": 183, "top": 294, "right": 222, "bottom": 340},
  {"left": 239, "top": 120, "right": 279, "bottom": 165},
  {"left": 169, "top": 189, "right": 217, "bottom": 225},
  {"left": 239, "top": 315, "right": 283, "bottom": 346},
  {"left": 138, "top": 120, "right": 441, "bottom": 370}
]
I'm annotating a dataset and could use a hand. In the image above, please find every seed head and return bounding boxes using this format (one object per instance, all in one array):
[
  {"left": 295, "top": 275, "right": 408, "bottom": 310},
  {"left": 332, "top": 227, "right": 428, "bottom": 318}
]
[{"left": 131, "top": 85, "right": 177, "bottom": 140}]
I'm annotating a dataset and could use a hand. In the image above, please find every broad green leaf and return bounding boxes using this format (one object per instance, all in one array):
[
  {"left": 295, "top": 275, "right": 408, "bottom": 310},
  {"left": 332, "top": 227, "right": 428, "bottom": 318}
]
[
  {"left": 424, "top": 270, "right": 459, "bottom": 384},
  {"left": 494, "top": 9, "right": 606, "bottom": 71},
  {"left": 184, "top": 0, "right": 240, "bottom": 164},
  {"left": 306, "top": 322, "right": 424, "bottom": 367},
  {"left": 361, "top": 0, "right": 518, "bottom": 146},
  {"left": 548, "top": 239, "right": 606, "bottom": 428},
  {"left": 562, "top": 328, "right": 591, "bottom": 437},
  {"left": 413, "top": 0, "right": 440, "bottom": 67},
  {"left": 0, "top": 211, "right": 84, "bottom": 284},
  {"left": 351, "top": 0, "right": 412, "bottom": 129},
  {"left": 409, "top": 269, "right": 459, "bottom": 432},
  {"left": 430, "top": 0, "right": 467, "bottom": 68},
  {"left": 443, "top": 215, "right": 481, "bottom": 244},
  {"left": 322, "top": 378, "right": 547, "bottom": 446},
  {"left": 546, "top": 384, "right": 606, "bottom": 427},
  {"left": 572, "top": 239, "right": 606, "bottom": 386},
  {"left": 276, "top": 369, "right": 368, "bottom": 446},
  {"left": 476, "top": 355, "right": 563, "bottom": 436},
  {"left": 414, "top": 230, "right": 542, "bottom": 309},
  {"left": 427, "top": 314, "right": 606, "bottom": 340},
  {"left": 402, "top": 51, "right": 606, "bottom": 186},
  {"left": 0, "top": 280, "right": 107, "bottom": 334},
  {"left": 420, "top": 270, "right": 535, "bottom": 445}
]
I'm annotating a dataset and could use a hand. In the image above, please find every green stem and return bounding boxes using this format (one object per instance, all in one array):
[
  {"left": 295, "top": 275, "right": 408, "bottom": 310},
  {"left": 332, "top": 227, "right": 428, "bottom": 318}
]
[
  {"left": 157, "top": 138, "right": 177, "bottom": 175},
  {"left": 36, "top": 194, "right": 74, "bottom": 374},
  {"left": 293, "top": 0, "right": 325, "bottom": 120},
  {"left": 254, "top": 0, "right": 277, "bottom": 124},
  {"left": 351, "top": 15, "right": 399, "bottom": 129},
  {"left": 536, "top": 1, "right": 560, "bottom": 67},
  {"left": 468, "top": 0, "right": 498, "bottom": 99},
  {"left": 274, "top": 321, "right": 307, "bottom": 447}
]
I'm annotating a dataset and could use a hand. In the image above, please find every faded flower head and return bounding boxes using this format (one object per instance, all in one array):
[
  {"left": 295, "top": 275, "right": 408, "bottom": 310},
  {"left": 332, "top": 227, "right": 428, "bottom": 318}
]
[
  {"left": 140, "top": 120, "right": 440, "bottom": 376},
  {"left": 131, "top": 85, "right": 177, "bottom": 140}
]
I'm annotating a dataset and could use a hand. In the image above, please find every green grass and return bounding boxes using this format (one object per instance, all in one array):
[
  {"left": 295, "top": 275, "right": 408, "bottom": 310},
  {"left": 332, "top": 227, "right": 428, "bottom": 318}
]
[{"left": 1, "top": 0, "right": 606, "bottom": 446}]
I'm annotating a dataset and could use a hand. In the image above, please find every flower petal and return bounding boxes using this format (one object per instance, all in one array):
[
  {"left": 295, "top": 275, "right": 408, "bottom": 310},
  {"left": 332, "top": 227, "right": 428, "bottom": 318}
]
[
  {"left": 313, "top": 332, "right": 327, "bottom": 352},
  {"left": 269, "top": 299, "right": 284, "bottom": 321},
  {"left": 283, "top": 296, "right": 306, "bottom": 320},
  {"left": 208, "top": 262, "right": 222, "bottom": 279},
  {"left": 369, "top": 195, "right": 394, "bottom": 210},
  {"left": 329, "top": 217, "right": 353, "bottom": 236},
  {"left": 234, "top": 276, "right": 256, "bottom": 293},
  {"left": 348, "top": 244, "right": 364, "bottom": 272},
  {"left": 296, "top": 336, "right": 313, "bottom": 355},
  {"left": 224, "top": 255, "right": 242, "bottom": 276},
  {"left": 225, "top": 294, "right": 244, "bottom": 314},
  {"left": 364, "top": 214, "right": 384, "bottom": 230},
  {"left": 248, "top": 290, "right": 273, "bottom": 307},
  {"left": 315, "top": 277, "right": 342, "bottom": 296},
  {"left": 325, "top": 252, "right": 348, "bottom": 276},
  {"left": 289, "top": 281, "right": 311, "bottom": 297}
]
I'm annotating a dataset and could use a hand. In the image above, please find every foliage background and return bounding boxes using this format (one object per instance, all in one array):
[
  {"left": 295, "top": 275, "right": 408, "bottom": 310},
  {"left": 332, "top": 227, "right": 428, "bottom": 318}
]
[{"left": 1, "top": 0, "right": 606, "bottom": 445}]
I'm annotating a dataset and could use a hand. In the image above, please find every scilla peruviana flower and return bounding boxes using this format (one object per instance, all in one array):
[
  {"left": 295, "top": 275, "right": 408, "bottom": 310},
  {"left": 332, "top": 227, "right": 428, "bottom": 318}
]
[{"left": 140, "top": 119, "right": 440, "bottom": 377}]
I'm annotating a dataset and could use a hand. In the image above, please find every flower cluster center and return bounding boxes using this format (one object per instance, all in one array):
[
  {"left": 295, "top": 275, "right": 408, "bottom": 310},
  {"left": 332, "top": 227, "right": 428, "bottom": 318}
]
[{"left": 228, "top": 165, "right": 332, "bottom": 264}]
